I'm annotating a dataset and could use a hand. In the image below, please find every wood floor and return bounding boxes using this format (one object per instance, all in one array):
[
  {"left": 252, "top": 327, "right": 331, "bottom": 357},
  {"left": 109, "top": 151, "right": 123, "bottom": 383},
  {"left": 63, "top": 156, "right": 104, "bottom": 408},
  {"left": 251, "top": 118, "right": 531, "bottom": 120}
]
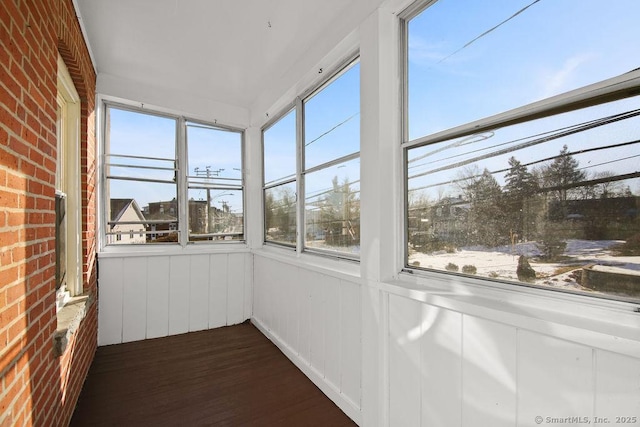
[{"left": 71, "top": 321, "right": 356, "bottom": 426}]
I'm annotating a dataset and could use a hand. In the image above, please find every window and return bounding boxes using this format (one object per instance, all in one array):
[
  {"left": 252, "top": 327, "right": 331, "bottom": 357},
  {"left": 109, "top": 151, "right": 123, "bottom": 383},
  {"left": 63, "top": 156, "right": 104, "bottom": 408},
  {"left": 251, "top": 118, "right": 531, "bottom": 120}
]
[
  {"left": 263, "top": 58, "right": 360, "bottom": 258},
  {"left": 55, "top": 56, "right": 82, "bottom": 307},
  {"left": 102, "top": 104, "right": 244, "bottom": 246},
  {"left": 403, "top": 0, "right": 640, "bottom": 302},
  {"left": 186, "top": 121, "right": 244, "bottom": 242},
  {"left": 263, "top": 109, "right": 297, "bottom": 246}
]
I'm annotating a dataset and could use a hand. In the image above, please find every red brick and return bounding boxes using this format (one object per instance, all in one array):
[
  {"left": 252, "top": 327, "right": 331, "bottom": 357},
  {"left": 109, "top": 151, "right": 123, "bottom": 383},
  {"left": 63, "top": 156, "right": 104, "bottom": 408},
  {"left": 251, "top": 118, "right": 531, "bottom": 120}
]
[
  {"left": 0, "top": 230, "right": 20, "bottom": 248},
  {"left": 0, "top": 302, "right": 20, "bottom": 328},
  {"left": 7, "top": 211, "right": 24, "bottom": 227},
  {"left": 5, "top": 171, "right": 27, "bottom": 191},
  {"left": 7, "top": 135, "right": 29, "bottom": 159}
]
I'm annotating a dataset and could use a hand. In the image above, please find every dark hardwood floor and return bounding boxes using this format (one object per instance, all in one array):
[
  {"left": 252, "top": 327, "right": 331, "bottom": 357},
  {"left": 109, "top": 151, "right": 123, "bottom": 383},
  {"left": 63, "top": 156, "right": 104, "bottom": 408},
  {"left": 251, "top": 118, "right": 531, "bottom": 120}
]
[{"left": 70, "top": 321, "right": 357, "bottom": 426}]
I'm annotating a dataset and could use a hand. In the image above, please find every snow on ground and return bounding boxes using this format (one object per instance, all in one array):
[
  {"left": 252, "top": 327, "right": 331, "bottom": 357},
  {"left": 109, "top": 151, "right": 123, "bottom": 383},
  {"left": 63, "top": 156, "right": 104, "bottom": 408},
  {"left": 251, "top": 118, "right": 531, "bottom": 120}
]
[{"left": 408, "top": 239, "right": 640, "bottom": 294}]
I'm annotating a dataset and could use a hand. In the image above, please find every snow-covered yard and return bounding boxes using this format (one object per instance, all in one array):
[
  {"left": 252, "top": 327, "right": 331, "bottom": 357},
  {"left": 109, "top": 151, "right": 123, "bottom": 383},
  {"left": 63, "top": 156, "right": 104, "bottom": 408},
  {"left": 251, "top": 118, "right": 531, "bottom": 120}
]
[{"left": 408, "top": 239, "right": 640, "bottom": 295}]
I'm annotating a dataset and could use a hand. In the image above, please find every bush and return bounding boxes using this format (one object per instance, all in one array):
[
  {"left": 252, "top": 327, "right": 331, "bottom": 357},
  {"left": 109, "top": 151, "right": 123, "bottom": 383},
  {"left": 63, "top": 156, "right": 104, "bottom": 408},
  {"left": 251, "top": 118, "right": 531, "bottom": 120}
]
[
  {"left": 445, "top": 262, "right": 459, "bottom": 272},
  {"left": 613, "top": 233, "right": 640, "bottom": 256},
  {"left": 462, "top": 265, "right": 477, "bottom": 275}
]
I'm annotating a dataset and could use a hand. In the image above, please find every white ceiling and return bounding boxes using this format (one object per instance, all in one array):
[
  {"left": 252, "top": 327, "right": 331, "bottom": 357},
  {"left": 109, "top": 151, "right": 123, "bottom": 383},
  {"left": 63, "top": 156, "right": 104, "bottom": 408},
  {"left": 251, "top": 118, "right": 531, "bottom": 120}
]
[{"left": 75, "top": 0, "right": 383, "bottom": 113}]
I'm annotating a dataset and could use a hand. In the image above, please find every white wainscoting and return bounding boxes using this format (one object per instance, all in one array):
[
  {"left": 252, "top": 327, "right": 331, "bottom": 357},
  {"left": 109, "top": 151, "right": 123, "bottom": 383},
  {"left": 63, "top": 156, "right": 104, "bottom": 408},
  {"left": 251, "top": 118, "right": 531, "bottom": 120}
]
[
  {"left": 252, "top": 254, "right": 362, "bottom": 424},
  {"left": 387, "top": 293, "right": 640, "bottom": 427},
  {"left": 98, "top": 252, "right": 252, "bottom": 346}
]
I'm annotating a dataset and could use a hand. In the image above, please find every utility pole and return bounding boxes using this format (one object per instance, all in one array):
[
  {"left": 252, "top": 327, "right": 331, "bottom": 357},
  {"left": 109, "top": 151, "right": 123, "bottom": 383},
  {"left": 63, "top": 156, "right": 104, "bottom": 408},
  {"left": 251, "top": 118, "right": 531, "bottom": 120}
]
[{"left": 193, "top": 166, "right": 224, "bottom": 233}]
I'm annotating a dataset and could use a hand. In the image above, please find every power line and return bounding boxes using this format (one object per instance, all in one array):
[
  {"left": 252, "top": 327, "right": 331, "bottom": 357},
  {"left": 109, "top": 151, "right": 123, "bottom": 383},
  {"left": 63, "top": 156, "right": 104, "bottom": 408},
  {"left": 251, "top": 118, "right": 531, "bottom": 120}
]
[
  {"left": 437, "top": 0, "right": 542, "bottom": 64},
  {"left": 305, "top": 112, "right": 359, "bottom": 147}
]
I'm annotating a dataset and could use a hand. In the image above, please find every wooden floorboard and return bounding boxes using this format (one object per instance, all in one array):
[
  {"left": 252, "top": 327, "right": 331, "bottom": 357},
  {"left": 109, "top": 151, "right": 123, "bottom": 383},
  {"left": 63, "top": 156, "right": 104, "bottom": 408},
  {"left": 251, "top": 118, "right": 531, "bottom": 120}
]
[{"left": 70, "top": 321, "right": 357, "bottom": 426}]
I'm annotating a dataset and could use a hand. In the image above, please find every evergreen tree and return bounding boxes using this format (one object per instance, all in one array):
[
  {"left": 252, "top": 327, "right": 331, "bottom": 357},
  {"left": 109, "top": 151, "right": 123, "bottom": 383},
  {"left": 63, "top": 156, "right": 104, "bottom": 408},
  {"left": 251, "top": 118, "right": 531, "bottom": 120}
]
[
  {"left": 543, "top": 145, "right": 586, "bottom": 202},
  {"left": 504, "top": 156, "right": 538, "bottom": 240},
  {"left": 464, "top": 168, "right": 507, "bottom": 246},
  {"left": 319, "top": 176, "right": 359, "bottom": 246}
]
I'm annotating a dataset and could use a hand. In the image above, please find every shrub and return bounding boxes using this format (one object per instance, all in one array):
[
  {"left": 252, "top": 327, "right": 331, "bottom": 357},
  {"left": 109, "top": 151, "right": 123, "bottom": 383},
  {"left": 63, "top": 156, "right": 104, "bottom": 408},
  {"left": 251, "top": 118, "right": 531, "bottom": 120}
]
[
  {"left": 613, "top": 233, "right": 640, "bottom": 256},
  {"left": 462, "top": 265, "right": 477, "bottom": 274},
  {"left": 445, "top": 262, "right": 459, "bottom": 272}
]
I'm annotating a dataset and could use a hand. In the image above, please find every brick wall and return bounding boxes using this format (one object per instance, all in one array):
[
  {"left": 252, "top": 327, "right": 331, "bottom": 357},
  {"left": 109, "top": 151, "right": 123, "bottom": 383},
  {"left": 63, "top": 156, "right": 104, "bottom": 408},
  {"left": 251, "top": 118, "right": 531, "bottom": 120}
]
[{"left": 1, "top": 0, "right": 97, "bottom": 426}]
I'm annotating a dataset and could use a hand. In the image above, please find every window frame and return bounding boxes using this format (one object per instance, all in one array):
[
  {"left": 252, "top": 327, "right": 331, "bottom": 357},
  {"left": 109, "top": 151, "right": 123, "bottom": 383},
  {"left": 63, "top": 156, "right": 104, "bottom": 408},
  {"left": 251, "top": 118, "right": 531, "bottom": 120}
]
[
  {"left": 56, "top": 55, "right": 82, "bottom": 306},
  {"left": 262, "top": 104, "right": 298, "bottom": 249},
  {"left": 399, "top": 0, "right": 640, "bottom": 304},
  {"left": 261, "top": 54, "right": 361, "bottom": 261},
  {"left": 99, "top": 100, "right": 246, "bottom": 250}
]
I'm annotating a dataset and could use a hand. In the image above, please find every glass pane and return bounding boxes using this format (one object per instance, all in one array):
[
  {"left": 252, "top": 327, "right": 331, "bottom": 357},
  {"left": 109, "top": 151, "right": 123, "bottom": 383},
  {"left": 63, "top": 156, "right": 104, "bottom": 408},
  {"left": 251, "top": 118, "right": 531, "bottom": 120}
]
[
  {"left": 108, "top": 180, "right": 177, "bottom": 244},
  {"left": 304, "top": 62, "right": 360, "bottom": 169},
  {"left": 407, "top": 96, "right": 640, "bottom": 301},
  {"left": 305, "top": 157, "right": 360, "bottom": 255},
  {"left": 107, "top": 106, "right": 177, "bottom": 181},
  {"left": 106, "top": 107, "right": 178, "bottom": 245},
  {"left": 407, "top": 0, "right": 640, "bottom": 141},
  {"left": 265, "top": 182, "right": 297, "bottom": 245},
  {"left": 264, "top": 109, "right": 296, "bottom": 185},
  {"left": 187, "top": 123, "right": 242, "bottom": 187},
  {"left": 187, "top": 189, "right": 243, "bottom": 242}
]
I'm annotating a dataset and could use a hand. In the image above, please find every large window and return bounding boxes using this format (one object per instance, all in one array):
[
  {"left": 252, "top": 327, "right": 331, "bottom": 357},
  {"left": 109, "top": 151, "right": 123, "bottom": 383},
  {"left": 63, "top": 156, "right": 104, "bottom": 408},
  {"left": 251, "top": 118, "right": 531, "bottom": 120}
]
[
  {"left": 403, "top": 0, "right": 640, "bottom": 302},
  {"left": 263, "top": 58, "right": 360, "bottom": 258},
  {"left": 103, "top": 104, "right": 244, "bottom": 246}
]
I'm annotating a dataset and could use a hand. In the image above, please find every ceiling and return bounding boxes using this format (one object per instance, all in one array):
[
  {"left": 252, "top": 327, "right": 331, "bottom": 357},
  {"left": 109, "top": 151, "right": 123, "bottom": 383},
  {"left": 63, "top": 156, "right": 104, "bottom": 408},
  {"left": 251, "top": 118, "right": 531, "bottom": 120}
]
[{"left": 75, "top": 0, "right": 382, "bottom": 113}]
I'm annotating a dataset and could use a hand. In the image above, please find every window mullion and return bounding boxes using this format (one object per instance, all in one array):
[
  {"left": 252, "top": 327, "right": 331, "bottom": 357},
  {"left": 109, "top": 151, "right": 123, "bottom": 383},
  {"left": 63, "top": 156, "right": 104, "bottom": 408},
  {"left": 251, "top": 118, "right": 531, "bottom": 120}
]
[
  {"left": 177, "top": 117, "right": 188, "bottom": 246},
  {"left": 295, "top": 97, "right": 305, "bottom": 253}
]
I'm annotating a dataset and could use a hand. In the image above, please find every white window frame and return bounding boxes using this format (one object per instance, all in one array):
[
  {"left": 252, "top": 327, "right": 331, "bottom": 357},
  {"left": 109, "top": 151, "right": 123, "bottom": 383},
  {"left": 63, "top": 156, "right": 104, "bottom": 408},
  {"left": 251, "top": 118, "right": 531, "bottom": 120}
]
[
  {"left": 99, "top": 100, "right": 246, "bottom": 250},
  {"left": 56, "top": 56, "right": 82, "bottom": 307},
  {"left": 262, "top": 54, "right": 361, "bottom": 261},
  {"left": 399, "top": 0, "right": 640, "bottom": 305},
  {"left": 262, "top": 106, "right": 297, "bottom": 248}
]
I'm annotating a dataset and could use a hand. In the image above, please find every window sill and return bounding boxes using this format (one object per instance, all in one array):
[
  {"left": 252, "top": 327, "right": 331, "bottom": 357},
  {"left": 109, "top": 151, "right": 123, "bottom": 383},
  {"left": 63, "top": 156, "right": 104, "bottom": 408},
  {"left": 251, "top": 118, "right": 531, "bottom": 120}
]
[
  {"left": 53, "top": 294, "right": 91, "bottom": 357},
  {"left": 381, "top": 270, "right": 640, "bottom": 358},
  {"left": 254, "top": 245, "right": 361, "bottom": 282},
  {"left": 98, "top": 241, "right": 250, "bottom": 258}
]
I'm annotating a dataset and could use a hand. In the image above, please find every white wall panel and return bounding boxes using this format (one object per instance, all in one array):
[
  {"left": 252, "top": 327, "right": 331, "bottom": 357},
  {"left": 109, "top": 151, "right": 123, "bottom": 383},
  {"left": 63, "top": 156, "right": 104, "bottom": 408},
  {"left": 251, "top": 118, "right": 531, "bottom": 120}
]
[
  {"left": 98, "top": 257, "right": 124, "bottom": 345},
  {"left": 284, "top": 264, "right": 300, "bottom": 349},
  {"left": 209, "top": 254, "right": 228, "bottom": 329},
  {"left": 168, "top": 255, "right": 190, "bottom": 335},
  {"left": 389, "top": 294, "right": 422, "bottom": 427},
  {"left": 227, "top": 253, "right": 246, "bottom": 325},
  {"left": 340, "top": 280, "right": 361, "bottom": 405},
  {"left": 243, "top": 252, "right": 253, "bottom": 320},
  {"left": 462, "top": 316, "right": 517, "bottom": 427},
  {"left": 518, "top": 331, "right": 594, "bottom": 427},
  {"left": 309, "top": 271, "right": 326, "bottom": 372},
  {"left": 122, "top": 257, "right": 148, "bottom": 343},
  {"left": 420, "top": 305, "right": 463, "bottom": 427},
  {"left": 594, "top": 351, "right": 640, "bottom": 426},
  {"left": 324, "top": 277, "right": 341, "bottom": 388},
  {"left": 98, "top": 252, "right": 251, "bottom": 346},
  {"left": 146, "top": 256, "right": 170, "bottom": 339},
  {"left": 297, "top": 268, "right": 313, "bottom": 363},
  {"left": 189, "top": 254, "right": 210, "bottom": 332}
]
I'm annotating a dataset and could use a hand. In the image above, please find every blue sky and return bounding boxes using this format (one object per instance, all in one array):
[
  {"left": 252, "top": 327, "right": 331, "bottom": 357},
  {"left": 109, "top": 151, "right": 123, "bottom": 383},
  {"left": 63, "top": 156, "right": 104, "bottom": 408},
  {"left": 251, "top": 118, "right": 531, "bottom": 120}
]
[{"left": 407, "top": 0, "right": 640, "bottom": 140}]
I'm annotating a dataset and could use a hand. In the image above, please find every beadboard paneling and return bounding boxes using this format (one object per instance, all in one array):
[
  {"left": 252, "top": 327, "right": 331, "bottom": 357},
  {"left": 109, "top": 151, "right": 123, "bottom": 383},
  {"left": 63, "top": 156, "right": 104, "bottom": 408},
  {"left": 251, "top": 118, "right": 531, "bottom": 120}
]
[
  {"left": 98, "top": 252, "right": 252, "bottom": 346},
  {"left": 253, "top": 255, "right": 363, "bottom": 415}
]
